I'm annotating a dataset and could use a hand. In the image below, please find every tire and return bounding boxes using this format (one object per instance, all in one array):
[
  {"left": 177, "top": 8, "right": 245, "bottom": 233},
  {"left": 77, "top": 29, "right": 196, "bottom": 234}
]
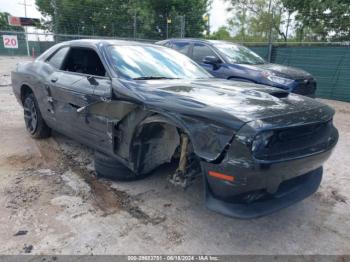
[
  {"left": 94, "top": 151, "right": 147, "bottom": 181},
  {"left": 23, "top": 93, "right": 51, "bottom": 139}
]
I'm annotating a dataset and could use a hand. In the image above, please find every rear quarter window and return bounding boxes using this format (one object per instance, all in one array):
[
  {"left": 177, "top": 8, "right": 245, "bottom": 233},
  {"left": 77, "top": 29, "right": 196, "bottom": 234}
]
[
  {"left": 162, "top": 41, "right": 173, "bottom": 48},
  {"left": 46, "top": 47, "right": 69, "bottom": 69}
]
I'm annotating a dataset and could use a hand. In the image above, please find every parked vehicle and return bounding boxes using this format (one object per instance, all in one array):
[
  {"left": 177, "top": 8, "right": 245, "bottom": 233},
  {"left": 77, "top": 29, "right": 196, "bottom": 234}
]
[
  {"left": 12, "top": 40, "right": 338, "bottom": 218},
  {"left": 156, "top": 39, "right": 317, "bottom": 97}
]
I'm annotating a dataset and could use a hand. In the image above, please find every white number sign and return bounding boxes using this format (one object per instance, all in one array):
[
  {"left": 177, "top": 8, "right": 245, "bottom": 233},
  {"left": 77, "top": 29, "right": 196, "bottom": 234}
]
[{"left": 3, "top": 35, "right": 18, "bottom": 49}]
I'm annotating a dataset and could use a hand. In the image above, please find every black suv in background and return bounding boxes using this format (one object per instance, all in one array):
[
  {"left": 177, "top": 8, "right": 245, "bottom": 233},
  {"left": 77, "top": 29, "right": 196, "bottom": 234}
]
[{"left": 157, "top": 39, "right": 317, "bottom": 97}]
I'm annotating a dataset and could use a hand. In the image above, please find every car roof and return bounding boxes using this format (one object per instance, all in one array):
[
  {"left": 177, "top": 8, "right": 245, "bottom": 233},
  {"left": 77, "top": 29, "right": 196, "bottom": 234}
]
[
  {"left": 63, "top": 39, "right": 156, "bottom": 48},
  {"left": 157, "top": 38, "right": 239, "bottom": 47},
  {"left": 37, "top": 39, "right": 160, "bottom": 61}
]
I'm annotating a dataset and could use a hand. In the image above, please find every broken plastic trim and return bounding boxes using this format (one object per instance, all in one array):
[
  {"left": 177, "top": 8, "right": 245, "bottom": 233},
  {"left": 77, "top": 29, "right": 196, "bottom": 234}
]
[{"left": 208, "top": 134, "right": 236, "bottom": 164}]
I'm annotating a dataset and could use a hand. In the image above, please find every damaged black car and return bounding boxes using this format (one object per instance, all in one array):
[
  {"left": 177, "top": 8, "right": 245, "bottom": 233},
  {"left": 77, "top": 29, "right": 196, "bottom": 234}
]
[{"left": 11, "top": 40, "right": 338, "bottom": 218}]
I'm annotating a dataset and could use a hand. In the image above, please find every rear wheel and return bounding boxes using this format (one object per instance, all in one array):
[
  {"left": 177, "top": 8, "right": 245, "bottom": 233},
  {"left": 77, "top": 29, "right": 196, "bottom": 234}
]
[
  {"left": 94, "top": 151, "right": 147, "bottom": 181},
  {"left": 23, "top": 93, "right": 51, "bottom": 139}
]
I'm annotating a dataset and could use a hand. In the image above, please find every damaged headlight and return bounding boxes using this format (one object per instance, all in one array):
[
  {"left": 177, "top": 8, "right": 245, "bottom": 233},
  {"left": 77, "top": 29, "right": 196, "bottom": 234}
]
[
  {"left": 251, "top": 131, "right": 274, "bottom": 152},
  {"left": 262, "top": 71, "right": 294, "bottom": 86}
]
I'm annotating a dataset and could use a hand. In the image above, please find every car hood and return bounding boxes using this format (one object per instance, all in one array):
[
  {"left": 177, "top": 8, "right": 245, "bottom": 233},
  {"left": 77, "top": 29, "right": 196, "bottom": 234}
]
[
  {"left": 250, "top": 63, "right": 312, "bottom": 80},
  {"left": 116, "top": 78, "right": 333, "bottom": 130}
]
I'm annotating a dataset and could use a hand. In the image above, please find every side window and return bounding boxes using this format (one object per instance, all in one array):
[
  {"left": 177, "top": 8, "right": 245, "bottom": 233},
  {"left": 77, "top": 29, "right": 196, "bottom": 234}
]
[
  {"left": 162, "top": 41, "right": 173, "bottom": 48},
  {"left": 47, "top": 47, "right": 69, "bottom": 69},
  {"left": 172, "top": 42, "right": 190, "bottom": 55},
  {"left": 61, "top": 47, "right": 106, "bottom": 77},
  {"left": 192, "top": 44, "right": 218, "bottom": 63}
]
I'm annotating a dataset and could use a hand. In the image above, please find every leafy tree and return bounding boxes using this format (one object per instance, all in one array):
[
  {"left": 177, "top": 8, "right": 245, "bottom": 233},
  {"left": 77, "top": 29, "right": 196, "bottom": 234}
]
[
  {"left": 210, "top": 26, "right": 232, "bottom": 40},
  {"left": 227, "top": 6, "right": 248, "bottom": 41},
  {"left": 281, "top": 0, "right": 350, "bottom": 41},
  {"left": 225, "top": 0, "right": 350, "bottom": 42},
  {"left": 225, "top": 0, "right": 292, "bottom": 42},
  {"left": 36, "top": 0, "right": 132, "bottom": 37},
  {"left": 144, "top": 0, "right": 210, "bottom": 38},
  {"left": 35, "top": 0, "right": 210, "bottom": 39}
]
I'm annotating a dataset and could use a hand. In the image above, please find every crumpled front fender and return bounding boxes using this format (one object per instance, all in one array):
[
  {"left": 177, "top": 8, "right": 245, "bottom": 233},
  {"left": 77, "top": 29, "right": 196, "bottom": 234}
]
[{"left": 154, "top": 112, "right": 236, "bottom": 163}]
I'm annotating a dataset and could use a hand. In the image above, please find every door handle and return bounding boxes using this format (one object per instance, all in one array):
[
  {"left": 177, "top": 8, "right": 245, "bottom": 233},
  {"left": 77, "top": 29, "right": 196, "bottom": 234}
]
[{"left": 51, "top": 77, "right": 58, "bottom": 83}]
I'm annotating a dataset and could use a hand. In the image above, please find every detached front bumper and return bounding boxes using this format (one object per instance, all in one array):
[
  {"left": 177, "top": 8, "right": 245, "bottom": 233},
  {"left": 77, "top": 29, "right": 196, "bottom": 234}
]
[
  {"left": 205, "top": 167, "right": 323, "bottom": 219},
  {"left": 200, "top": 121, "right": 338, "bottom": 219}
]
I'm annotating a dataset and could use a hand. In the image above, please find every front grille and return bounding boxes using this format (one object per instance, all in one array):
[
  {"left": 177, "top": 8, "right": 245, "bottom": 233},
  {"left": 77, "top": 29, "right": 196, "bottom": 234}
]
[
  {"left": 294, "top": 78, "right": 317, "bottom": 96},
  {"left": 253, "top": 120, "right": 337, "bottom": 161}
]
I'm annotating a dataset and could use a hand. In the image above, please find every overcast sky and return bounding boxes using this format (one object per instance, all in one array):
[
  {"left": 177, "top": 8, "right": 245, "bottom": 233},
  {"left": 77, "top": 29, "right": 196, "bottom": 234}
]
[
  {"left": 210, "top": 0, "right": 231, "bottom": 32},
  {"left": 0, "top": 0, "right": 231, "bottom": 33}
]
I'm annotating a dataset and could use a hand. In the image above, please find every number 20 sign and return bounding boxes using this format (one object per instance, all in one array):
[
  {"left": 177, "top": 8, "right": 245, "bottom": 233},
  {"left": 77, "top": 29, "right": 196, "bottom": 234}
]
[{"left": 3, "top": 35, "right": 18, "bottom": 49}]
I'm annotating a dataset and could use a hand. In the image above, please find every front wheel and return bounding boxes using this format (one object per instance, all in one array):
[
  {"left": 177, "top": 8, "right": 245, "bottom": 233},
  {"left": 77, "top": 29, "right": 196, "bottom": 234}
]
[
  {"left": 94, "top": 151, "right": 148, "bottom": 181},
  {"left": 23, "top": 93, "right": 51, "bottom": 139}
]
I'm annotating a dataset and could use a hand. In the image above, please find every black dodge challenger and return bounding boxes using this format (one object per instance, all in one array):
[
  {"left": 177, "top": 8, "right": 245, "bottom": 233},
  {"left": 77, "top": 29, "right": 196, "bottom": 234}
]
[{"left": 11, "top": 40, "right": 338, "bottom": 218}]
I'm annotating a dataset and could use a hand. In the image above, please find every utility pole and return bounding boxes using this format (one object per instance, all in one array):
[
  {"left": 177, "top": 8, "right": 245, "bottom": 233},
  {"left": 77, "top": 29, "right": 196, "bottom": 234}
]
[
  {"left": 51, "top": 0, "right": 58, "bottom": 42},
  {"left": 285, "top": 12, "right": 291, "bottom": 43},
  {"left": 166, "top": 17, "right": 171, "bottom": 39},
  {"left": 267, "top": 0, "right": 273, "bottom": 62},
  {"left": 133, "top": 10, "right": 137, "bottom": 39},
  {"left": 18, "top": 0, "right": 30, "bottom": 56},
  {"left": 203, "top": 14, "right": 210, "bottom": 37},
  {"left": 180, "top": 15, "right": 185, "bottom": 38}
]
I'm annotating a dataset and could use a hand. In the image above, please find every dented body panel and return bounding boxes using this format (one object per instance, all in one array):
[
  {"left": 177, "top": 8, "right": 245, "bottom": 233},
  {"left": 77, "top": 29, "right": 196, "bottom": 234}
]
[{"left": 11, "top": 40, "right": 339, "bottom": 218}]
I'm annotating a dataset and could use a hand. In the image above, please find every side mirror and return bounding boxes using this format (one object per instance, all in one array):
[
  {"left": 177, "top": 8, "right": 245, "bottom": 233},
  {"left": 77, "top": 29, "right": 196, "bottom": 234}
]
[{"left": 203, "top": 56, "right": 222, "bottom": 69}]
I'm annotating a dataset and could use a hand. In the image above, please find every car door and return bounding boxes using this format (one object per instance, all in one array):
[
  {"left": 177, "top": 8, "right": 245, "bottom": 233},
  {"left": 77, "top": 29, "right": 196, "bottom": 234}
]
[
  {"left": 39, "top": 46, "right": 70, "bottom": 125},
  {"left": 48, "top": 46, "right": 112, "bottom": 149},
  {"left": 190, "top": 43, "right": 227, "bottom": 78}
]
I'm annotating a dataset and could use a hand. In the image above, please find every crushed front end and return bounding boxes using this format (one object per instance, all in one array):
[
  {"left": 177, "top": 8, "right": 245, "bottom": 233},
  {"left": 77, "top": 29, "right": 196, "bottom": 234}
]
[{"left": 200, "top": 106, "right": 339, "bottom": 219}]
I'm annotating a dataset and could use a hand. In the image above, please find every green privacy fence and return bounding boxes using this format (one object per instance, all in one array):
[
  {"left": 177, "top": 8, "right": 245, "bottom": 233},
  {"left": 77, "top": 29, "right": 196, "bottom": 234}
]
[
  {"left": 0, "top": 32, "right": 43, "bottom": 56},
  {"left": 1, "top": 31, "right": 349, "bottom": 102},
  {"left": 273, "top": 46, "right": 350, "bottom": 102},
  {"left": 249, "top": 44, "right": 350, "bottom": 102}
]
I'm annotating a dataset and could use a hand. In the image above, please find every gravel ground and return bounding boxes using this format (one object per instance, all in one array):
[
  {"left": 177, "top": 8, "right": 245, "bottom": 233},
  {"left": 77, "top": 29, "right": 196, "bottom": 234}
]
[{"left": 0, "top": 56, "right": 349, "bottom": 255}]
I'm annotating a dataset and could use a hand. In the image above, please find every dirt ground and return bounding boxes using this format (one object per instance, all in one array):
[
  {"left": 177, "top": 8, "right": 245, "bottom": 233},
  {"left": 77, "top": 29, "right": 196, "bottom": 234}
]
[{"left": 0, "top": 56, "right": 349, "bottom": 255}]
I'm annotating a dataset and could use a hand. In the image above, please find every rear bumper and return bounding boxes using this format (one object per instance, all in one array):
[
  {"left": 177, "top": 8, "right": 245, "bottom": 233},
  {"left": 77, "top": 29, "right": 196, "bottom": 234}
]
[{"left": 201, "top": 146, "right": 334, "bottom": 219}]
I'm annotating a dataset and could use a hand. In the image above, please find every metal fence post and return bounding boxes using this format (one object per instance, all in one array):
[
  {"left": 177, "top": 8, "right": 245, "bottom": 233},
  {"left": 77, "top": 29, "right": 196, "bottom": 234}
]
[
  {"left": 180, "top": 15, "right": 185, "bottom": 38},
  {"left": 24, "top": 28, "right": 30, "bottom": 56},
  {"left": 19, "top": 0, "right": 30, "bottom": 56},
  {"left": 133, "top": 11, "right": 137, "bottom": 39},
  {"left": 267, "top": 0, "right": 273, "bottom": 62},
  {"left": 166, "top": 18, "right": 169, "bottom": 39}
]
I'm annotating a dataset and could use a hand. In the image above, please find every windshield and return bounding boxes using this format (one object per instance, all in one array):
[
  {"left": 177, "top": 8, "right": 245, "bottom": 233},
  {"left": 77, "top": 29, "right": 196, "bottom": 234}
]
[
  {"left": 108, "top": 45, "right": 211, "bottom": 80},
  {"left": 214, "top": 43, "right": 265, "bottom": 65}
]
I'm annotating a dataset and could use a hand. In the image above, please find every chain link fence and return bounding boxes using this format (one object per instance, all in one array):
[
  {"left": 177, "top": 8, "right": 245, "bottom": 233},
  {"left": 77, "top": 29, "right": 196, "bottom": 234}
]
[
  {"left": 0, "top": 30, "right": 156, "bottom": 56},
  {"left": 1, "top": 30, "right": 350, "bottom": 102}
]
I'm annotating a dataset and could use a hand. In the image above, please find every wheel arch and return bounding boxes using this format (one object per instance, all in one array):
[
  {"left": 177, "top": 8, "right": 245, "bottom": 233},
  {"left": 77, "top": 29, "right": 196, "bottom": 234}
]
[
  {"left": 129, "top": 114, "right": 188, "bottom": 175},
  {"left": 85, "top": 102, "right": 235, "bottom": 173},
  {"left": 20, "top": 84, "right": 34, "bottom": 104}
]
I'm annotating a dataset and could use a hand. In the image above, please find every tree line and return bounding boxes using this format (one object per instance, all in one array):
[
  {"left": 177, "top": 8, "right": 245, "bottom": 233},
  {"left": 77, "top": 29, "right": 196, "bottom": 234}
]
[
  {"left": 1, "top": 0, "right": 349, "bottom": 42},
  {"left": 212, "top": 0, "right": 350, "bottom": 42},
  {"left": 34, "top": 0, "right": 210, "bottom": 39}
]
